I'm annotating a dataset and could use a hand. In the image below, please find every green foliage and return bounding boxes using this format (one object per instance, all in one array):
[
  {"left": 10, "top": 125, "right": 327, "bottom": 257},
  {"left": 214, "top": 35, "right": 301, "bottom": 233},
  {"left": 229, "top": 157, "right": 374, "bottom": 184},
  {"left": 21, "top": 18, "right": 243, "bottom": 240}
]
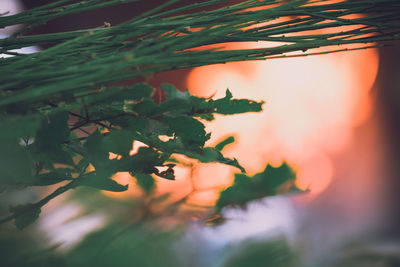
[
  {"left": 0, "top": 81, "right": 263, "bottom": 228},
  {"left": 0, "top": 228, "right": 64, "bottom": 267},
  {"left": 0, "top": 0, "right": 399, "bottom": 233},
  {"left": 0, "top": 140, "right": 34, "bottom": 187},
  {"left": 134, "top": 173, "right": 155, "bottom": 194},
  {"left": 222, "top": 239, "right": 299, "bottom": 267},
  {"left": 215, "top": 136, "right": 235, "bottom": 152},
  {"left": 0, "top": 1, "right": 399, "bottom": 266},
  {"left": 79, "top": 173, "right": 129, "bottom": 192},
  {"left": 10, "top": 204, "right": 41, "bottom": 230},
  {"left": 213, "top": 89, "right": 264, "bottom": 115},
  {"left": 66, "top": 225, "right": 182, "bottom": 267},
  {"left": 1, "top": 1, "right": 399, "bottom": 108},
  {"left": 0, "top": 219, "right": 182, "bottom": 267},
  {"left": 216, "top": 162, "right": 298, "bottom": 211},
  {"left": 34, "top": 111, "right": 73, "bottom": 165}
]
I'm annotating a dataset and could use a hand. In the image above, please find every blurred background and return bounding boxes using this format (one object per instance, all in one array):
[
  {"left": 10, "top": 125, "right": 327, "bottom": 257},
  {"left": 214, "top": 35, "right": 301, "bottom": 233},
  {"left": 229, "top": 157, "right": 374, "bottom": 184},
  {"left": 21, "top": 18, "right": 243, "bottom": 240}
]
[{"left": 1, "top": 0, "right": 400, "bottom": 266}]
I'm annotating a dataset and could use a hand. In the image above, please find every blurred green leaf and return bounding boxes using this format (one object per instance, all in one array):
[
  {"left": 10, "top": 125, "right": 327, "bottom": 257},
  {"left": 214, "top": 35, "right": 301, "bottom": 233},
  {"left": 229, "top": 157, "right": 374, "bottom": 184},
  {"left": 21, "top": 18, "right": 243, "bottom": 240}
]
[
  {"left": 255, "top": 163, "right": 296, "bottom": 190},
  {"left": 131, "top": 99, "right": 159, "bottom": 116},
  {"left": 32, "top": 172, "right": 72, "bottom": 186},
  {"left": 216, "top": 162, "right": 298, "bottom": 211},
  {"left": 188, "top": 147, "right": 245, "bottom": 173},
  {"left": 129, "top": 83, "right": 154, "bottom": 100},
  {"left": 158, "top": 84, "right": 264, "bottom": 119},
  {"left": 102, "top": 130, "right": 133, "bottom": 157},
  {"left": 223, "top": 239, "right": 298, "bottom": 267},
  {"left": 35, "top": 111, "right": 70, "bottom": 148},
  {"left": 195, "top": 147, "right": 220, "bottom": 162},
  {"left": 162, "top": 83, "right": 191, "bottom": 101},
  {"left": 134, "top": 173, "right": 155, "bottom": 194},
  {"left": 0, "top": 114, "right": 40, "bottom": 141},
  {"left": 0, "top": 140, "right": 34, "bottom": 186},
  {"left": 145, "top": 119, "right": 172, "bottom": 136},
  {"left": 213, "top": 89, "right": 264, "bottom": 115},
  {"left": 153, "top": 164, "right": 175, "bottom": 180},
  {"left": 130, "top": 147, "right": 162, "bottom": 168},
  {"left": 77, "top": 158, "right": 90, "bottom": 173},
  {"left": 215, "top": 136, "right": 235, "bottom": 151},
  {"left": 80, "top": 173, "right": 128, "bottom": 192},
  {"left": 0, "top": 228, "right": 65, "bottom": 267},
  {"left": 10, "top": 204, "right": 41, "bottom": 230},
  {"left": 85, "top": 84, "right": 154, "bottom": 106},
  {"left": 161, "top": 116, "right": 209, "bottom": 147},
  {"left": 84, "top": 130, "right": 110, "bottom": 171},
  {"left": 67, "top": 225, "right": 182, "bottom": 267},
  {"left": 33, "top": 111, "right": 74, "bottom": 165}
]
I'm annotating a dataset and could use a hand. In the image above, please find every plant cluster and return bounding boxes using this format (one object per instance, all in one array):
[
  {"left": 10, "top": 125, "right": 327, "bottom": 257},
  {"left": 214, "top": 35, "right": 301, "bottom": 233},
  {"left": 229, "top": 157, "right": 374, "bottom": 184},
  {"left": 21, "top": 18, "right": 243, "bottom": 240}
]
[{"left": 0, "top": 0, "right": 399, "bottom": 229}]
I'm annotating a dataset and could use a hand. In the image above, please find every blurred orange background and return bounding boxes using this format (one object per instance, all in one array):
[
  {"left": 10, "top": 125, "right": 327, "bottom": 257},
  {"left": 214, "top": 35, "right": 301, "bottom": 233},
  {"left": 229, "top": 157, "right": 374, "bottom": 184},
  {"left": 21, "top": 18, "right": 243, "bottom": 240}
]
[{"left": 108, "top": 39, "right": 380, "bottom": 207}]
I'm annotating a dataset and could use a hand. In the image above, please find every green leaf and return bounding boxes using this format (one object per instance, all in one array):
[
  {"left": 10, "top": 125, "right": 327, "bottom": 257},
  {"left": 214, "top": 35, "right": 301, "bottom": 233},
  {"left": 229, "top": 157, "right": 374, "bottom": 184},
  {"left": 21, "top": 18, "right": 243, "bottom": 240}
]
[
  {"left": 218, "top": 157, "right": 246, "bottom": 173},
  {"left": 153, "top": 164, "right": 175, "bottom": 180},
  {"left": 195, "top": 147, "right": 220, "bottom": 162},
  {"left": 35, "top": 111, "right": 70, "bottom": 148},
  {"left": 196, "top": 113, "right": 215, "bottom": 121},
  {"left": 33, "top": 111, "right": 73, "bottom": 165},
  {"left": 0, "top": 114, "right": 40, "bottom": 141},
  {"left": 77, "top": 158, "right": 90, "bottom": 173},
  {"left": 32, "top": 172, "right": 71, "bottom": 186},
  {"left": 158, "top": 97, "right": 194, "bottom": 115},
  {"left": 84, "top": 84, "right": 154, "bottom": 105},
  {"left": 10, "top": 204, "right": 41, "bottom": 230},
  {"left": 80, "top": 173, "right": 128, "bottom": 192},
  {"left": 216, "top": 174, "right": 254, "bottom": 211},
  {"left": 187, "top": 147, "right": 245, "bottom": 173},
  {"left": 157, "top": 85, "right": 264, "bottom": 121},
  {"left": 66, "top": 224, "right": 181, "bottom": 267},
  {"left": 134, "top": 173, "right": 155, "bottom": 194},
  {"left": 0, "top": 140, "right": 33, "bottom": 185},
  {"left": 161, "top": 116, "right": 209, "bottom": 147},
  {"left": 158, "top": 83, "right": 204, "bottom": 115},
  {"left": 254, "top": 162, "right": 296, "bottom": 190},
  {"left": 213, "top": 89, "right": 264, "bottom": 115},
  {"left": 102, "top": 130, "right": 134, "bottom": 157},
  {"left": 130, "top": 99, "right": 158, "bottom": 116},
  {"left": 125, "top": 117, "right": 147, "bottom": 132},
  {"left": 222, "top": 240, "right": 298, "bottom": 267},
  {"left": 161, "top": 83, "right": 191, "bottom": 100},
  {"left": 84, "top": 130, "right": 109, "bottom": 170},
  {"left": 216, "top": 162, "right": 297, "bottom": 211},
  {"left": 215, "top": 136, "right": 235, "bottom": 151},
  {"left": 51, "top": 148, "right": 75, "bottom": 165},
  {"left": 145, "top": 119, "right": 172, "bottom": 136},
  {"left": 119, "top": 147, "right": 166, "bottom": 174},
  {"left": 129, "top": 83, "right": 154, "bottom": 99}
]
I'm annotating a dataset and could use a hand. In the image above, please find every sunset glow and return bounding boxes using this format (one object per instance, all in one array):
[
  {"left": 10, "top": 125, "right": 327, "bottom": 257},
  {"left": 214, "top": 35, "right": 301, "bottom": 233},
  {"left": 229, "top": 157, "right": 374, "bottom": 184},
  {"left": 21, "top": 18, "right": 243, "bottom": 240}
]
[
  {"left": 104, "top": 43, "right": 379, "bottom": 203},
  {"left": 104, "top": 9, "right": 380, "bottom": 203},
  {"left": 107, "top": 43, "right": 378, "bottom": 202},
  {"left": 186, "top": 43, "right": 379, "bottom": 197}
]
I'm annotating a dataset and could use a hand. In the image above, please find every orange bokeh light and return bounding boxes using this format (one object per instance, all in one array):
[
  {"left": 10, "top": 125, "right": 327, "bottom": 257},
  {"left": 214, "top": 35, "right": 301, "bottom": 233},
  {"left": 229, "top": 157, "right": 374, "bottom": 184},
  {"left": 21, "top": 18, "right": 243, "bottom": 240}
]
[
  {"left": 186, "top": 40, "right": 379, "bottom": 199},
  {"left": 104, "top": 45, "right": 379, "bottom": 203}
]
